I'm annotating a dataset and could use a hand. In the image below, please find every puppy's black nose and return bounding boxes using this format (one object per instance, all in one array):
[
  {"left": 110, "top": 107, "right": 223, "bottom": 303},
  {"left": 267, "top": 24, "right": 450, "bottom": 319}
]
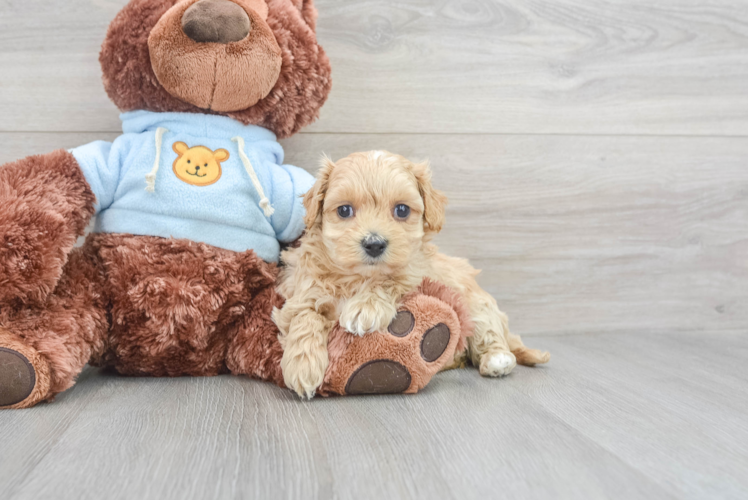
[{"left": 362, "top": 235, "right": 387, "bottom": 258}]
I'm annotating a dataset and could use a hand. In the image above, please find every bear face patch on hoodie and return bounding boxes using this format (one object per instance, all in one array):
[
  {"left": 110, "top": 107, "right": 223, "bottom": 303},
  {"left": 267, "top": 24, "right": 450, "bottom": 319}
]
[{"left": 72, "top": 111, "right": 313, "bottom": 262}]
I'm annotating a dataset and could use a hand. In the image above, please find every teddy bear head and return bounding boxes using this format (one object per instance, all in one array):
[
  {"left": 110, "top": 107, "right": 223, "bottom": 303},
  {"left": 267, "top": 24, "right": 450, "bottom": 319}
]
[{"left": 100, "top": 0, "right": 332, "bottom": 138}]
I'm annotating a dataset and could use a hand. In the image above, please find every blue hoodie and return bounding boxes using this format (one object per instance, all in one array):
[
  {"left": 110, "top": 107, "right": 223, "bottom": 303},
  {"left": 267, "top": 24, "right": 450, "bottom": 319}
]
[{"left": 71, "top": 111, "right": 314, "bottom": 262}]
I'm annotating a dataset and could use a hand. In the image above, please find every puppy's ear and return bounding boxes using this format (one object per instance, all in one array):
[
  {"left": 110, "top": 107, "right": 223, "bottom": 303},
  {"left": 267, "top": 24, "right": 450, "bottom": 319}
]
[
  {"left": 303, "top": 155, "right": 335, "bottom": 229},
  {"left": 411, "top": 160, "right": 448, "bottom": 235}
]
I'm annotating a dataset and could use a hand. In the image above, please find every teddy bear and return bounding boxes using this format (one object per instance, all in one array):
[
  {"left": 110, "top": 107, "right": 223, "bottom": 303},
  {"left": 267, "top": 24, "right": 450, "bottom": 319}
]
[{"left": 0, "top": 0, "right": 472, "bottom": 409}]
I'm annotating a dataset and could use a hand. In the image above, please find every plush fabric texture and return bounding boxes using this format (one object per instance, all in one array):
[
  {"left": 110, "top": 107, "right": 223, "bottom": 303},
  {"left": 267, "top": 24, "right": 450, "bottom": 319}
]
[
  {"left": 0, "top": 0, "right": 463, "bottom": 408},
  {"left": 0, "top": 242, "right": 108, "bottom": 402},
  {"left": 100, "top": 0, "right": 331, "bottom": 138},
  {"left": 319, "top": 279, "right": 474, "bottom": 396},
  {"left": 0, "top": 228, "right": 467, "bottom": 407},
  {"left": 0, "top": 150, "right": 95, "bottom": 306},
  {"left": 71, "top": 111, "right": 313, "bottom": 261},
  {"left": 0, "top": 330, "right": 51, "bottom": 409},
  {"left": 0, "top": 232, "right": 283, "bottom": 405},
  {"left": 182, "top": 0, "right": 252, "bottom": 44},
  {"left": 149, "top": 0, "right": 282, "bottom": 112}
]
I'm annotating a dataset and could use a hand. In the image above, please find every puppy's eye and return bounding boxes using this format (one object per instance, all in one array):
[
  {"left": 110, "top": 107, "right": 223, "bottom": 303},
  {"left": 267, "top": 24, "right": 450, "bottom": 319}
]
[
  {"left": 394, "top": 204, "right": 411, "bottom": 220},
  {"left": 337, "top": 205, "right": 354, "bottom": 219}
]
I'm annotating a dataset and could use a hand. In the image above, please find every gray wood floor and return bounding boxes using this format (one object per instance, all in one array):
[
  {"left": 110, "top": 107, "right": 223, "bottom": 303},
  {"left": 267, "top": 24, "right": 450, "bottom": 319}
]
[
  {"left": 2, "top": 333, "right": 747, "bottom": 500},
  {"left": 1, "top": 0, "right": 747, "bottom": 498}
]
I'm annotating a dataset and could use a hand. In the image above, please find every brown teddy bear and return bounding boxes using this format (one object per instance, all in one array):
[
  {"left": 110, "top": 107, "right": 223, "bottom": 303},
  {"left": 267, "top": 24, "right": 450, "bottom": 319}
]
[{"left": 0, "top": 0, "right": 472, "bottom": 409}]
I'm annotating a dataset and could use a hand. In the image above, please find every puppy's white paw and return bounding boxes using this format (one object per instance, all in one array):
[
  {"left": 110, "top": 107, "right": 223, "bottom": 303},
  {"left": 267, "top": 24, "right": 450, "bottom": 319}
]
[
  {"left": 480, "top": 351, "right": 517, "bottom": 378},
  {"left": 281, "top": 343, "right": 328, "bottom": 399},
  {"left": 339, "top": 295, "right": 397, "bottom": 337}
]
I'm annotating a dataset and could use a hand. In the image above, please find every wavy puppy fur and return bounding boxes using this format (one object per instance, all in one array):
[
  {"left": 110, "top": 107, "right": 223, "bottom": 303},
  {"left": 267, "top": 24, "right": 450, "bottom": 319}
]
[{"left": 275, "top": 151, "right": 550, "bottom": 398}]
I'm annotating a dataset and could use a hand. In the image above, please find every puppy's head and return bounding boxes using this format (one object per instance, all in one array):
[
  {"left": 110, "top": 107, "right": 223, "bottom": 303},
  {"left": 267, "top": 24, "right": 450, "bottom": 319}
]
[{"left": 304, "top": 151, "right": 447, "bottom": 274}]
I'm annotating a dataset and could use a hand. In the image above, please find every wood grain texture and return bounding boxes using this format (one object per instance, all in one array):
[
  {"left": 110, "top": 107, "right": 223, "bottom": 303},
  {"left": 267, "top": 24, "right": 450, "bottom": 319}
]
[
  {"left": 1, "top": 332, "right": 746, "bottom": 500},
  {"left": 281, "top": 133, "right": 748, "bottom": 336},
  {"left": 1, "top": 0, "right": 747, "bottom": 135},
  {"left": 1, "top": 132, "right": 745, "bottom": 336}
]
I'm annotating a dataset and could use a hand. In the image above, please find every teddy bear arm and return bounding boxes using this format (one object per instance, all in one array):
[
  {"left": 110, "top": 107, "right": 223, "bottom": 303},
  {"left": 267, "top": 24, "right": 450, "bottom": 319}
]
[
  {"left": 271, "top": 163, "right": 316, "bottom": 243},
  {"left": 0, "top": 150, "right": 96, "bottom": 305}
]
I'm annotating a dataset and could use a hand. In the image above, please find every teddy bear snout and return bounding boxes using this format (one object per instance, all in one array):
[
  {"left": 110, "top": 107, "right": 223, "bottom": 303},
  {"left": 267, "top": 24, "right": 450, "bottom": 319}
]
[{"left": 182, "top": 0, "right": 251, "bottom": 44}]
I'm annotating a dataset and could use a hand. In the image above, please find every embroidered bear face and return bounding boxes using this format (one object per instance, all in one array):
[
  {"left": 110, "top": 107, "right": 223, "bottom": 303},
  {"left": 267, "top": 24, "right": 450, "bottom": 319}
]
[{"left": 172, "top": 142, "right": 229, "bottom": 186}]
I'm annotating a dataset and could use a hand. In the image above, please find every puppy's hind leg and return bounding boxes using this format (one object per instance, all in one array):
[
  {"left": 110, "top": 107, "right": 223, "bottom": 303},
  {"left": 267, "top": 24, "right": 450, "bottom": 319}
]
[{"left": 466, "top": 292, "right": 518, "bottom": 377}]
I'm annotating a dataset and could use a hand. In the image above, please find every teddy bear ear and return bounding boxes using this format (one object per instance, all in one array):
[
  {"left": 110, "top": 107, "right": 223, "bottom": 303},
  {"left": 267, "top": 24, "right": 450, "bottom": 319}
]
[
  {"left": 213, "top": 149, "right": 230, "bottom": 162},
  {"left": 173, "top": 142, "right": 189, "bottom": 155}
]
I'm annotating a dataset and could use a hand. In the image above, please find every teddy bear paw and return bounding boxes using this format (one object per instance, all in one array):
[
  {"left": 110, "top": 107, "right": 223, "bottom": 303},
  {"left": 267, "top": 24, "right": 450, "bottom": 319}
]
[
  {"left": 319, "top": 287, "right": 469, "bottom": 396},
  {"left": 0, "top": 330, "right": 51, "bottom": 409}
]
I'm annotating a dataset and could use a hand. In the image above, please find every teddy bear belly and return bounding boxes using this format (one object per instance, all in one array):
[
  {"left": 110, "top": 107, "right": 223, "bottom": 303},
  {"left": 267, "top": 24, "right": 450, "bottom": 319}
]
[{"left": 86, "top": 232, "right": 281, "bottom": 377}]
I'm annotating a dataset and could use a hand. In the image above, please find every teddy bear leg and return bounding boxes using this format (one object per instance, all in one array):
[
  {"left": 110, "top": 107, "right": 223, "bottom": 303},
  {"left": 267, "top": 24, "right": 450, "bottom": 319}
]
[
  {"left": 318, "top": 282, "right": 473, "bottom": 396},
  {"left": 0, "top": 241, "right": 109, "bottom": 409},
  {"left": 225, "top": 286, "right": 286, "bottom": 387}
]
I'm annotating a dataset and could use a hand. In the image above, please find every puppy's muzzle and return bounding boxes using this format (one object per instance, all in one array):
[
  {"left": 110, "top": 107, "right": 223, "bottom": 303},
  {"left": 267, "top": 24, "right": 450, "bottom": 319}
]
[{"left": 361, "top": 234, "right": 388, "bottom": 258}]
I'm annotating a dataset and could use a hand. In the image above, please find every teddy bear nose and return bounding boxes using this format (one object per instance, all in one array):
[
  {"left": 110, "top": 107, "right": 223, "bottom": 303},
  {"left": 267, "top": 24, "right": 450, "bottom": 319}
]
[{"left": 182, "top": 0, "right": 251, "bottom": 44}]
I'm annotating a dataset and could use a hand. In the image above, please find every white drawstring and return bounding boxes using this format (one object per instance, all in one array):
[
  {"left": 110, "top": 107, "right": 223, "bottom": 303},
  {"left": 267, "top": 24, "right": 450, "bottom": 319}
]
[
  {"left": 145, "top": 127, "right": 169, "bottom": 192},
  {"left": 232, "top": 136, "right": 275, "bottom": 217}
]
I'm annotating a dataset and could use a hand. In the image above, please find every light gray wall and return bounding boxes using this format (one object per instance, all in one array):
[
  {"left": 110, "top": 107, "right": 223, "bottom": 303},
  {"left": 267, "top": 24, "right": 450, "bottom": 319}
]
[{"left": 1, "top": 0, "right": 746, "bottom": 336}]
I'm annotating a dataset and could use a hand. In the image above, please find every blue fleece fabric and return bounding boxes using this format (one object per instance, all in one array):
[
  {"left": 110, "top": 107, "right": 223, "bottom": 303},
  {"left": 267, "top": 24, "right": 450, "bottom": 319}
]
[{"left": 71, "top": 111, "right": 314, "bottom": 262}]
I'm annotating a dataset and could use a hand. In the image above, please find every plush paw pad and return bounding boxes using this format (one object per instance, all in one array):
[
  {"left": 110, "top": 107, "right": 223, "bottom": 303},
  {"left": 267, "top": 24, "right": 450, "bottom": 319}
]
[
  {"left": 0, "top": 348, "right": 36, "bottom": 407},
  {"left": 319, "top": 284, "right": 470, "bottom": 397},
  {"left": 345, "top": 360, "right": 412, "bottom": 395},
  {"left": 421, "top": 324, "right": 451, "bottom": 362},
  {"left": 388, "top": 311, "right": 415, "bottom": 337}
]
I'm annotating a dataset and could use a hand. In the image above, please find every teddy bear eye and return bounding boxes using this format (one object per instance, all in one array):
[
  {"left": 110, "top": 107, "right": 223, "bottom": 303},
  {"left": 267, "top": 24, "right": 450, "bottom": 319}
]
[
  {"left": 204, "top": 163, "right": 208, "bottom": 167},
  {"left": 187, "top": 160, "right": 191, "bottom": 164}
]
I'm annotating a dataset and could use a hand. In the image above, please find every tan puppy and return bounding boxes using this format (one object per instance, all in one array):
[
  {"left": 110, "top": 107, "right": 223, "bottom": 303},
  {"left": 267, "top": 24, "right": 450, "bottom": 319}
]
[{"left": 273, "top": 151, "right": 550, "bottom": 398}]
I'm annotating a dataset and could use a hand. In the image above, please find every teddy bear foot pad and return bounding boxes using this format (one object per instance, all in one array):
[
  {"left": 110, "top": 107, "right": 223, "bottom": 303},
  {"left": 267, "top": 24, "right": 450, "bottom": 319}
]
[
  {"left": 345, "top": 360, "right": 412, "bottom": 395},
  {"left": 0, "top": 348, "right": 36, "bottom": 407},
  {"left": 318, "top": 280, "right": 473, "bottom": 397}
]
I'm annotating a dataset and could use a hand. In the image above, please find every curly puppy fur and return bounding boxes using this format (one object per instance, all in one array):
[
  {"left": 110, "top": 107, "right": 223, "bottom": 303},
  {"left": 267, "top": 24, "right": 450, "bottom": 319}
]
[
  {"left": 274, "top": 151, "right": 550, "bottom": 398},
  {"left": 101, "top": 0, "right": 331, "bottom": 138}
]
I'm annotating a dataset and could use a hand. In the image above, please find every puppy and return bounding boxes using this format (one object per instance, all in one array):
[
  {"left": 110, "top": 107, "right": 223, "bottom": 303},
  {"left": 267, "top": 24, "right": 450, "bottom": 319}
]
[{"left": 273, "top": 151, "right": 550, "bottom": 398}]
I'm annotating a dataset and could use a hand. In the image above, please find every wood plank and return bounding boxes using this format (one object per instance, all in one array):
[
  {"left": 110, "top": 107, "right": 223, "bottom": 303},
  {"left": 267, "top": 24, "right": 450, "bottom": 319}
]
[
  {"left": 0, "top": 368, "right": 109, "bottom": 497},
  {"left": 282, "top": 133, "right": 748, "bottom": 336},
  {"left": 529, "top": 332, "right": 748, "bottom": 499},
  {"left": 2, "top": 355, "right": 672, "bottom": 500},
  {"left": 1, "top": 0, "right": 747, "bottom": 135},
  {"left": 3, "top": 333, "right": 747, "bottom": 499},
  {"left": 1, "top": 132, "right": 746, "bottom": 336}
]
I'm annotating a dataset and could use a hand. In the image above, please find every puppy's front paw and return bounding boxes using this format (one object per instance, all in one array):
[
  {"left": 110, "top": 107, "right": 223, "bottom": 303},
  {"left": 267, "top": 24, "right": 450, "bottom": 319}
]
[
  {"left": 339, "top": 296, "right": 398, "bottom": 337},
  {"left": 479, "top": 351, "right": 517, "bottom": 377},
  {"left": 281, "top": 342, "right": 329, "bottom": 399}
]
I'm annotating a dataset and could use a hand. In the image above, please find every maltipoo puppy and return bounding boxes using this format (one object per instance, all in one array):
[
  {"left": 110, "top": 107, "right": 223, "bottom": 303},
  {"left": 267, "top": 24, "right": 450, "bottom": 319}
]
[{"left": 274, "top": 151, "right": 550, "bottom": 398}]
